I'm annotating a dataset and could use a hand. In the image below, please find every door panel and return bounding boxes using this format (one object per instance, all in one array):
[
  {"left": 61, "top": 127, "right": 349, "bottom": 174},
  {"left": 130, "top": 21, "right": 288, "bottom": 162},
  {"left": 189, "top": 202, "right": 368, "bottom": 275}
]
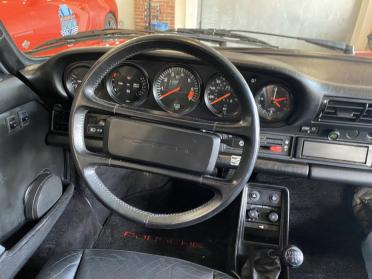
[{"left": 0, "top": 74, "right": 64, "bottom": 241}]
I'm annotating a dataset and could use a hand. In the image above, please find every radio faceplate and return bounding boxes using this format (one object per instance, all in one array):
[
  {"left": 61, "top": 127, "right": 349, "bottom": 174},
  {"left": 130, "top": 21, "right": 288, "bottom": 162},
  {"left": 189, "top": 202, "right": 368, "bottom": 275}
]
[{"left": 296, "top": 138, "right": 372, "bottom": 167}]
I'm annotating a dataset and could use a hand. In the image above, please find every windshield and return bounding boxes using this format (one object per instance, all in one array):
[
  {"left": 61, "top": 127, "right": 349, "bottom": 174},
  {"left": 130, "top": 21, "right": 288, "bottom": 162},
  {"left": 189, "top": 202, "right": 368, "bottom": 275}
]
[{"left": 1, "top": 0, "right": 370, "bottom": 58}]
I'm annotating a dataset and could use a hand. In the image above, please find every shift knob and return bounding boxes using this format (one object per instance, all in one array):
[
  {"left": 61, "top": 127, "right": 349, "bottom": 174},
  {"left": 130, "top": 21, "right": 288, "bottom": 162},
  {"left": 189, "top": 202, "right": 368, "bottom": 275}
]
[{"left": 282, "top": 245, "right": 304, "bottom": 268}]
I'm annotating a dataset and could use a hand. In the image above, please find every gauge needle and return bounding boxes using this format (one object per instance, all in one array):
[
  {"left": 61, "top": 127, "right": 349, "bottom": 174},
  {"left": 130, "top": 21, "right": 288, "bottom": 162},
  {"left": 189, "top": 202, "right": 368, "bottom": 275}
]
[
  {"left": 210, "top": 93, "right": 231, "bottom": 105},
  {"left": 271, "top": 97, "right": 287, "bottom": 108},
  {"left": 187, "top": 88, "right": 195, "bottom": 101},
  {"left": 273, "top": 101, "right": 281, "bottom": 108},
  {"left": 271, "top": 97, "right": 288, "bottom": 102},
  {"left": 160, "top": 86, "right": 181, "bottom": 100}
]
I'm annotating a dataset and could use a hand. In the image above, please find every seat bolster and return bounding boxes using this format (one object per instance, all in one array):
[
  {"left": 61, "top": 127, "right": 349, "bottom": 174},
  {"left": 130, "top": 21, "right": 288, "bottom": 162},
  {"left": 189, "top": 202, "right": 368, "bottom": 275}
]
[
  {"left": 37, "top": 249, "right": 232, "bottom": 279},
  {"left": 36, "top": 250, "right": 83, "bottom": 279}
]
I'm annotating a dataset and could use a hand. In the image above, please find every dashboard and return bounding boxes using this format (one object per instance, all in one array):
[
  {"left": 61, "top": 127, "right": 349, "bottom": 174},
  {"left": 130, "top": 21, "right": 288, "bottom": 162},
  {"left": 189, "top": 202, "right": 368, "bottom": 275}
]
[
  {"left": 20, "top": 47, "right": 372, "bottom": 187},
  {"left": 63, "top": 60, "right": 296, "bottom": 124}
]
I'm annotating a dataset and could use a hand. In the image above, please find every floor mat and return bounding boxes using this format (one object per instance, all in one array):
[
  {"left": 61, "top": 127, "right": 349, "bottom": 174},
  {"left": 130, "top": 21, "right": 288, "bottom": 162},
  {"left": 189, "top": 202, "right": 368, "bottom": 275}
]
[
  {"left": 93, "top": 181, "right": 239, "bottom": 273},
  {"left": 256, "top": 174, "right": 368, "bottom": 279},
  {"left": 94, "top": 213, "right": 230, "bottom": 271}
]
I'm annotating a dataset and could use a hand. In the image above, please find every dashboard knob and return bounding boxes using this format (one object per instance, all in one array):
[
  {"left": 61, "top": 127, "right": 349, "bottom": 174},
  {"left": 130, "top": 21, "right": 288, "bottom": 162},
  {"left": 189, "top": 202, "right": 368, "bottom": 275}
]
[
  {"left": 268, "top": 212, "right": 279, "bottom": 223},
  {"left": 269, "top": 193, "right": 280, "bottom": 203},
  {"left": 328, "top": 130, "right": 340, "bottom": 141},
  {"left": 248, "top": 190, "right": 260, "bottom": 201},
  {"left": 248, "top": 209, "right": 259, "bottom": 220}
]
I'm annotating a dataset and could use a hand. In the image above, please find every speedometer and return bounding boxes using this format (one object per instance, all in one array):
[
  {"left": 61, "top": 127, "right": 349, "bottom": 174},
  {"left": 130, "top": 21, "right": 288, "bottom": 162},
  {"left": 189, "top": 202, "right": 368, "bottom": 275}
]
[
  {"left": 204, "top": 75, "right": 240, "bottom": 117},
  {"left": 106, "top": 64, "right": 149, "bottom": 105},
  {"left": 153, "top": 66, "right": 201, "bottom": 114}
]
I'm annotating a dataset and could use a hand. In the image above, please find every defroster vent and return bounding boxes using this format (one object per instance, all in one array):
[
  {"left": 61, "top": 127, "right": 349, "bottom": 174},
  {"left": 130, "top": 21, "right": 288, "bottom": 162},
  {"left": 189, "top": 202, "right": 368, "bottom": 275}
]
[{"left": 316, "top": 97, "right": 372, "bottom": 125}]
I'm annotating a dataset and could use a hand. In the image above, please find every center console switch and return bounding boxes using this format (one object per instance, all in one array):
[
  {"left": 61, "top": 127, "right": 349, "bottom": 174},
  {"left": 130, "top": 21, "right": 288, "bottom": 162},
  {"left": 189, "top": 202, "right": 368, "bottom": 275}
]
[
  {"left": 235, "top": 183, "right": 290, "bottom": 272},
  {"left": 243, "top": 185, "right": 288, "bottom": 245},
  {"left": 246, "top": 188, "right": 282, "bottom": 233}
]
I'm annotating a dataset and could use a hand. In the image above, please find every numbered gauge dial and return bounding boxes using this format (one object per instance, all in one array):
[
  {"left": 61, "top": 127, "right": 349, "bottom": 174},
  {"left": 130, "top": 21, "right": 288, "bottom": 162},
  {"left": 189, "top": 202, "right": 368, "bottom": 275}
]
[
  {"left": 204, "top": 75, "right": 240, "bottom": 117},
  {"left": 106, "top": 64, "right": 149, "bottom": 105},
  {"left": 64, "top": 64, "right": 90, "bottom": 96},
  {"left": 153, "top": 66, "right": 201, "bottom": 114},
  {"left": 255, "top": 84, "right": 293, "bottom": 122}
]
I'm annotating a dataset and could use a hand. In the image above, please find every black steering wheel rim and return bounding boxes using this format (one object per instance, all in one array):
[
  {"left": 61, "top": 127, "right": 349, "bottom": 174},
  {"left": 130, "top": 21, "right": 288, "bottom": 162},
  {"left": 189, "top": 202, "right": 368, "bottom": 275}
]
[{"left": 70, "top": 34, "right": 260, "bottom": 229}]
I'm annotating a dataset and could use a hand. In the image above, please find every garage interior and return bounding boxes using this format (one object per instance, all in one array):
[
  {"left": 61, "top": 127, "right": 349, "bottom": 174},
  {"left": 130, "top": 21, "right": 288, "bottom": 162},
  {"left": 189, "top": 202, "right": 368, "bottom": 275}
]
[{"left": 115, "top": 0, "right": 372, "bottom": 51}]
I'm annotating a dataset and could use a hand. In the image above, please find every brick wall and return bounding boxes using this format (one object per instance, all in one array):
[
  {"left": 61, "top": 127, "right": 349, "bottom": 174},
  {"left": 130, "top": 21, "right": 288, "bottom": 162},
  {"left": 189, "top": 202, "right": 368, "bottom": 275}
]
[{"left": 135, "top": 0, "right": 175, "bottom": 30}]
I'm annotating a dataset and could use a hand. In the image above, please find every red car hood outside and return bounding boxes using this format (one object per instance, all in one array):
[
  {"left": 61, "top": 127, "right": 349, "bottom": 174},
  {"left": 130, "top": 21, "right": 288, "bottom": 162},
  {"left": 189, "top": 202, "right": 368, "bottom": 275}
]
[{"left": 28, "top": 38, "right": 130, "bottom": 57}]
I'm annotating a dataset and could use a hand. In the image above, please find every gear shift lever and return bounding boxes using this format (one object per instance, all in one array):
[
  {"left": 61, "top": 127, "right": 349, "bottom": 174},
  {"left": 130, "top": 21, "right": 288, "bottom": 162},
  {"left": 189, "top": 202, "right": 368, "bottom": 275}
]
[
  {"left": 241, "top": 246, "right": 304, "bottom": 279},
  {"left": 282, "top": 245, "right": 304, "bottom": 268}
]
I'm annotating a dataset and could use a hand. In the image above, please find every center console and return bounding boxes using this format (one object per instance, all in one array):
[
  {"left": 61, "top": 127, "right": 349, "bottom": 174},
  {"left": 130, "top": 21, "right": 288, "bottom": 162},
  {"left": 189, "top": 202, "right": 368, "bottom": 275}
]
[
  {"left": 234, "top": 183, "right": 302, "bottom": 279},
  {"left": 243, "top": 184, "right": 288, "bottom": 247}
]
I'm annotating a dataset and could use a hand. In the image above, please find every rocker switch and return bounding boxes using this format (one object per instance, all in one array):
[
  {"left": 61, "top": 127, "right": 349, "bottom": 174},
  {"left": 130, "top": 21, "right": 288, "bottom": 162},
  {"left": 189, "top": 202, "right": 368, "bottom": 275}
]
[
  {"left": 6, "top": 115, "right": 18, "bottom": 133},
  {"left": 18, "top": 111, "right": 30, "bottom": 127}
]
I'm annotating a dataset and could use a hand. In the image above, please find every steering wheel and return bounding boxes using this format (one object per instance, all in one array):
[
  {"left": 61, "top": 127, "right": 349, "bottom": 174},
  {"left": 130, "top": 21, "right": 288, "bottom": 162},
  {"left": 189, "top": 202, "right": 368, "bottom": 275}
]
[{"left": 70, "top": 35, "right": 260, "bottom": 229}]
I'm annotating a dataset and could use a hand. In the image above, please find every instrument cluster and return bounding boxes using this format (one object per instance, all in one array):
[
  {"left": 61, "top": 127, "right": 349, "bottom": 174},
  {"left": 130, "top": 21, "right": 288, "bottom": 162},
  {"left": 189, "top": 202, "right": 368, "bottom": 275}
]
[{"left": 64, "top": 62, "right": 295, "bottom": 122}]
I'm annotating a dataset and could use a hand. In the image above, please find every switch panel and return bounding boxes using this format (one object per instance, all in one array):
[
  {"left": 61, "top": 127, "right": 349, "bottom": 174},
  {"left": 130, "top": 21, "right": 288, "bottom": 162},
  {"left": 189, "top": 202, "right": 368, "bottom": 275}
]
[{"left": 260, "top": 133, "right": 292, "bottom": 156}]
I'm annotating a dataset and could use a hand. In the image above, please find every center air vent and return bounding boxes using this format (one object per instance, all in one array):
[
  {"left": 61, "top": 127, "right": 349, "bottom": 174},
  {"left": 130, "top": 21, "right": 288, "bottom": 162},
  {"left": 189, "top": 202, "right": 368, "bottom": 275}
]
[{"left": 317, "top": 97, "right": 372, "bottom": 125}]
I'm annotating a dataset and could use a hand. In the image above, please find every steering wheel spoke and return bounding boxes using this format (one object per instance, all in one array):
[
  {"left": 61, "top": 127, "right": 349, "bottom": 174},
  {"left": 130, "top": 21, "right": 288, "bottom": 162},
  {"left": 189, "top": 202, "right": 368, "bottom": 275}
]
[
  {"left": 78, "top": 148, "right": 236, "bottom": 201},
  {"left": 200, "top": 175, "right": 238, "bottom": 195}
]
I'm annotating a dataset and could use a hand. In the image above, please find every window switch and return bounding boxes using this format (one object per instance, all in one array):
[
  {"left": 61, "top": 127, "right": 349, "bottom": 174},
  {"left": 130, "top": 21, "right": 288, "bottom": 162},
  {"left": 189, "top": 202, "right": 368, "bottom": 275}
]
[
  {"left": 6, "top": 115, "right": 18, "bottom": 133},
  {"left": 18, "top": 111, "right": 30, "bottom": 127}
]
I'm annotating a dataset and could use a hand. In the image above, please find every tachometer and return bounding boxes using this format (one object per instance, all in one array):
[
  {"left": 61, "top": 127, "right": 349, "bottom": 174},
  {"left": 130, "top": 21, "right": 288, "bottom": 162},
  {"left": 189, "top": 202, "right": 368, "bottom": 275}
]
[
  {"left": 64, "top": 64, "right": 90, "bottom": 96},
  {"left": 204, "top": 75, "right": 240, "bottom": 117},
  {"left": 153, "top": 66, "right": 200, "bottom": 114},
  {"left": 106, "top": 64, "right": 149, "bottom": 105},
  {"left": 255, "top": 84, "right": 293, "bottom": 122}
]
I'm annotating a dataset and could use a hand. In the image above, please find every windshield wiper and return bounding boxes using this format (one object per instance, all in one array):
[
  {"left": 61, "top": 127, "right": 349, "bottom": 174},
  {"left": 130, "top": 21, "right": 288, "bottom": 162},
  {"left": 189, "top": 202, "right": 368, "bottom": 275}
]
[
  {"left": 171, "top": 28, "right": 278, "bottom": 49},
  {"left": 180, "top": 28, "right": 354, "bottom": 54},
  {"left": 26, "top": 29, "right": 153, "bottom": 54},
  {"left": 27, "top": 28, "right": 279, "bottom": 55}
]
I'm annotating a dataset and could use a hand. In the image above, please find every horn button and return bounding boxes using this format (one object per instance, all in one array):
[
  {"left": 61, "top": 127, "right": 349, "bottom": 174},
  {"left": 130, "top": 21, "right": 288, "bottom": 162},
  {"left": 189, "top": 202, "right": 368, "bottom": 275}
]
[{"left": 104, "top": 117, "right": 221, "bottom": 174}]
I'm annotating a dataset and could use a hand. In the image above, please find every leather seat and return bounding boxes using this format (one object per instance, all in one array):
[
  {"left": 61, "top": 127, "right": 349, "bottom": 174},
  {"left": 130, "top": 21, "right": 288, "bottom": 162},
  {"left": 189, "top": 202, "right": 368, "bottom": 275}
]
[{"left": 36, "top": 249, "right": 232, "bottom": 279}]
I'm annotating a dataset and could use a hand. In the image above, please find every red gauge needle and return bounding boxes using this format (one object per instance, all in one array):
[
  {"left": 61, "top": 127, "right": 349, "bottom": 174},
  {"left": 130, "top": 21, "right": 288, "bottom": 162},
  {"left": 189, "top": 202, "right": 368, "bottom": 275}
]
[
  {"left": 187, "top": 88, "right": 195, "bottom": 101},
  {"left": 273, "top": 101, "right": 281, "bottom": 108},
  {"left": 271, "top": 97, "right": 287, "bottom": 108},
  {"left": 160, "top": 86, "right": 181, "bottom": 100},
  {"left": 210, "top": 92, "right": 231, "bottom": 105},
  {"left": 271, "top": 97, "right": 288, "bottom": 102}
]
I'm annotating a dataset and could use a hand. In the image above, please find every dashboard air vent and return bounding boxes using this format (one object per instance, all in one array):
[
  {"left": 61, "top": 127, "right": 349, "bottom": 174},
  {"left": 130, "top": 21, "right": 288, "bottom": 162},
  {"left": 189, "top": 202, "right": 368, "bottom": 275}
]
[
  {"left": 317, "top": 97, "right": 372, "bottom": 125},
  {"left": 51, "top": 106, "right": 70, "bottom": 134}
]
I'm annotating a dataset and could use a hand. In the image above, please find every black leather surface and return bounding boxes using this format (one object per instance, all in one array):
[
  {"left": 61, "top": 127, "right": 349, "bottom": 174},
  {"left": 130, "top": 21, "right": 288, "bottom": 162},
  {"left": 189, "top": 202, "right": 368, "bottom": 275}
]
[
  {"left": 241, "top": 249, "right": 281, "bottom": 279},
  {"left": 37, "top": 249, "right": 232, "bottom": 279},
  {"left": 0, "top": 99, "right": 64, "bottom": 241},
  {"left": 0, "top": 184, "right": 74, "bottom": 279}
]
